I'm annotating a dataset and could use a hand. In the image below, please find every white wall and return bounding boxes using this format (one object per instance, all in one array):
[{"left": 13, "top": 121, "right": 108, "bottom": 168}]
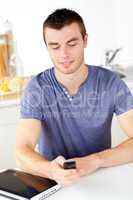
[
  {"left": 0, "top": 0, "right": 132, "bottom": 76},
  {"left": 114, "top": 0, "right": 133, "bottom": 66}
]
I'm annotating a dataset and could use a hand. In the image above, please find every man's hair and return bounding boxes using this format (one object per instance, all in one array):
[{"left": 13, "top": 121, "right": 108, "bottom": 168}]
[{"left": 43, "top": 8, "right": 86, "bottom": 43}]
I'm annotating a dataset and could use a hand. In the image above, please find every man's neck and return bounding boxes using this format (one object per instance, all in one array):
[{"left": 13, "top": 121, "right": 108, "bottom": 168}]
[{"left": 54, "top": 64, "right": 88, "bottom": 96}]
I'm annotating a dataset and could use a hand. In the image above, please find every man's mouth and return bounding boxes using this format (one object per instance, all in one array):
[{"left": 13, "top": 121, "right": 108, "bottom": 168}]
[{"left": 59, "top": 61, "right": 73, "bottom": 67}]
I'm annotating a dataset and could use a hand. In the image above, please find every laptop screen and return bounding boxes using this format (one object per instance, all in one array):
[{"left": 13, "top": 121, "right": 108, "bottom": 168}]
[{"left": 0, "top": 169, "right": 58, "bottom": 199}]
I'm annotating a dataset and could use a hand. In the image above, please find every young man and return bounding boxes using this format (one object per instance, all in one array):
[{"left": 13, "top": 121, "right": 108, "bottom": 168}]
[{"left": 15, "top": 8, "right": 133, "bottom": 186}]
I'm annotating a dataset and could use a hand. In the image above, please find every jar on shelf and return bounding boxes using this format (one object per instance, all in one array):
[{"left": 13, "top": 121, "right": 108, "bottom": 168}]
[{"left": 0, "top": 35, "right": 9, "bottom": 78}]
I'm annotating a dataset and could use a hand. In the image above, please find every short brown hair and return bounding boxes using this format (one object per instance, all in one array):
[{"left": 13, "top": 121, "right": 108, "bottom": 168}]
[{"left": 43, "top": 8, "right": 86, "bottom": 44}]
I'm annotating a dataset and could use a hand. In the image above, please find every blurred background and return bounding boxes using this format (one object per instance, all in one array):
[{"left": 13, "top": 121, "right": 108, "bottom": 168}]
[{"left": 0, "top": 0, "right": 133, "bottom": 76}]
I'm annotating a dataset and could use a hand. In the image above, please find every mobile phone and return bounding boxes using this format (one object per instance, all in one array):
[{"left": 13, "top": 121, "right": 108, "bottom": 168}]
[{"left": 63, "top": 161, "right": 76, "bottom": 169}]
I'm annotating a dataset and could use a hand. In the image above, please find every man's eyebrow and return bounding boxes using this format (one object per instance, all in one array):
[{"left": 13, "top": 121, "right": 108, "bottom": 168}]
[
  {"left": 48, "top": 37, "right": 79, "bottom": 46},
  {"left": 48, "top": 42, "right": 59, "bottom": 46},
  {"left": 67, "top": 37, "right": 79, "bottom": 43}
]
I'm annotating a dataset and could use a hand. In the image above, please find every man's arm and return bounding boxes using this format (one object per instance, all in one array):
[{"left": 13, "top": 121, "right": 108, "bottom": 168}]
[
  {"left": 73, "top": 109, "right": 133, "bottom": 176},
  {"left": 98, "top": 109, "right": 133, "bottom": 167},
  {"left": 15, "top": 119, "right": 50, "bottom": 178},
  {"left": 15, "top": 119, "right": 80, "bottom": 186}
]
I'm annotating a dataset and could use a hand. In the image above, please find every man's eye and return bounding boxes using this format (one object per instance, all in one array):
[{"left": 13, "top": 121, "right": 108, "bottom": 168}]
[
  {"left": 52, "top": 46, "right": 59, "bottom": 50},
  {"left": 68, "top": 43, "right": 77, "bottom": 47}
]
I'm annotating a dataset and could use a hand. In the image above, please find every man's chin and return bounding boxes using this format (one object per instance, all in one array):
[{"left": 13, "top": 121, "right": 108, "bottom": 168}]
[{"left": 57, "top": 67, "right": 77, "bottom": 75}]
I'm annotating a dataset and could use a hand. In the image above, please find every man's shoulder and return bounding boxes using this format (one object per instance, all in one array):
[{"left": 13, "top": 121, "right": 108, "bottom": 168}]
[
  {"left": 88, "top": 65, "right": 122, "bottom": 91},
  {"left": 27, "top": 67, "right": 53, "bottom": 88},
  {"left": 90, "top": 65, "right": 116, "bottom": 76},
  {"left": 90, "top": 65, "right": 118, "bottom": 82}
]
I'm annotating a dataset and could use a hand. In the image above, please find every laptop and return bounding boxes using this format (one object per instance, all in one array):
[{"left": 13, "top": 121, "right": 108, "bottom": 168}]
[{"left": 0, "top": 169, "right": 62, "bottom": 200}]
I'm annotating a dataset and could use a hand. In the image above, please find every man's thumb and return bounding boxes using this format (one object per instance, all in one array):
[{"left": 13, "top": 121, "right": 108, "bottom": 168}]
[{"left": 55, "top": 155, "right": 66, "bottom": 166}]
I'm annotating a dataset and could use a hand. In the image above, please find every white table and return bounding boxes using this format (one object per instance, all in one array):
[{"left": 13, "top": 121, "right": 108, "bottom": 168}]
[
  {"left": 50, "top": 163, "right": 133, "bottom": 200},
  {"left": 0, "top": 163, "right": 133, "bottom": 200}
]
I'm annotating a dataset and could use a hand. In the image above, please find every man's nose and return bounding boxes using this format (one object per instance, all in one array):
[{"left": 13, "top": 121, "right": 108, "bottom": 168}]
[{"left": 60, "top": 46, "right": 69, "bottom": 58}]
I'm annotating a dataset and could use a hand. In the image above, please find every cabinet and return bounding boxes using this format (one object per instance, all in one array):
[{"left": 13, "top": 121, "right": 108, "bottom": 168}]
[{"left": 0, "top": 104, "right": 20, "bottom": 169}]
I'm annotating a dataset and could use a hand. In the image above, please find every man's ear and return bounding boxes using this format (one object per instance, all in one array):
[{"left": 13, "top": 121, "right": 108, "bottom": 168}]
[{"left": 84, "top": 34, "right": 88, "bottom": 48}]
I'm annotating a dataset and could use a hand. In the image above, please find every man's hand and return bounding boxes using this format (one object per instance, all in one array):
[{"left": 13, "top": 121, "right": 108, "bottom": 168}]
[
  {"left": 73, "top": 153, "right": 101, "bottom": 176},
  {"left": 48, "top": 156, "right": 80, "bottom": 186}
]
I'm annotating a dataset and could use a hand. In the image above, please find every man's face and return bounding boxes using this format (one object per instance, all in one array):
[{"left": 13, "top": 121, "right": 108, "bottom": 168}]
[{"left": 44, "top": 22, "right": 88, "bottom": 74}]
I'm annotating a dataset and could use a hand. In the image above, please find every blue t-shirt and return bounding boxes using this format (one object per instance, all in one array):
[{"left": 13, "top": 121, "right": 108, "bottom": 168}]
[{"left": 20, "top": 65, "right": 133, "bottom": 160}]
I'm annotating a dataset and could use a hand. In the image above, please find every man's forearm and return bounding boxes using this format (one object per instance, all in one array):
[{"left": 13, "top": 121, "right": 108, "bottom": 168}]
[
  {"left": 97, "top": 137, "right": 133, "bottom": 168},
  {"left": 15, "top": 146, "right": 51, "bottom": 178}
]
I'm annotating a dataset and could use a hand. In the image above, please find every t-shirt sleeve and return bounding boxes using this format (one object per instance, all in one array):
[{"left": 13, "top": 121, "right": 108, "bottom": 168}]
[
  {"left": 113, "top": 77, "right": 133, "bottom": 116},
  {"left": 20, "top": 77, "right": 43, "bottom": 120}
]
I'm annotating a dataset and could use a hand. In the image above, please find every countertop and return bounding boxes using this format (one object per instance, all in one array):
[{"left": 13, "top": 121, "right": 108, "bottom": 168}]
[
  {"left": 0, "top": 163, "right": 133, "bottom": 200},
  {"left": 51, "top": 163, "right": 133, "bottom": 200},
  {"left": 0, "top": 76, "right": 30, "bottom": 108},
  {"left": 0, "top": 92, "right": 21, "bottom": 108}
]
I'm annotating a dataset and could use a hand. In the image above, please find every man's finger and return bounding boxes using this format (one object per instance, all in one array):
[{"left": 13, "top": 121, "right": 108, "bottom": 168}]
[{"left": 55, "top": 155, "right": 66, "bottom": 167}]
